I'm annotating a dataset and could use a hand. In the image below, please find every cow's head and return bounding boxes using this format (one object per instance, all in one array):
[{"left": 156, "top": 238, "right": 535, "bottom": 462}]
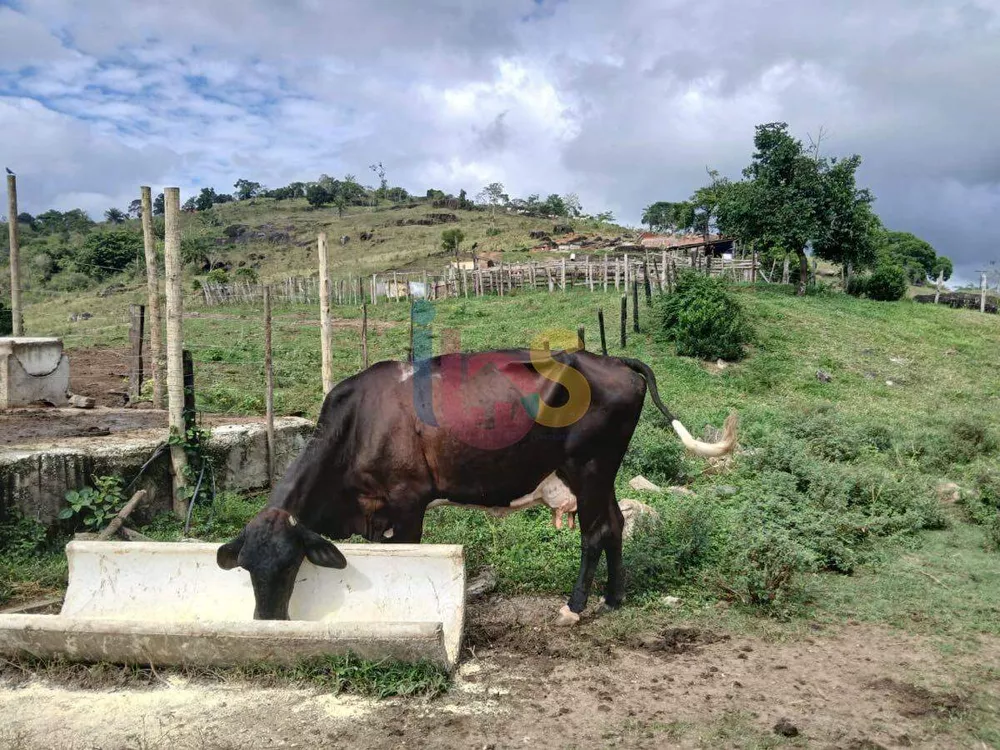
[{"left": 216, "top": 508, "right": 346, "bottom": 620}]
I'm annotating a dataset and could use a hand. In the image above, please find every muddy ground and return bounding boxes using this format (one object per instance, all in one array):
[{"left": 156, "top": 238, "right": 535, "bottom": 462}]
[{"left": 1, "top": 596, "right": 994, "bottom": 750}]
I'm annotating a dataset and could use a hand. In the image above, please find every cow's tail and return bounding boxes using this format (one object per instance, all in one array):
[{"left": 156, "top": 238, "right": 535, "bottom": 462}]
[{"left": 618, "top": 357, "right": 738, "bottom": 458}]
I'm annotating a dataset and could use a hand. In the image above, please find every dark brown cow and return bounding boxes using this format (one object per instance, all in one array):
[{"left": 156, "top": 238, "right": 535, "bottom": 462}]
[{"left": 217, "top": 349, "right": 737, "bottom": 623}]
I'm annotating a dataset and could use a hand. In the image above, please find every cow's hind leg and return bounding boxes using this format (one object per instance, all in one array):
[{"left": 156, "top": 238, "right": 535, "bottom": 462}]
[{"left": 557, "top": 457, "right": 622, "bottom": 625}]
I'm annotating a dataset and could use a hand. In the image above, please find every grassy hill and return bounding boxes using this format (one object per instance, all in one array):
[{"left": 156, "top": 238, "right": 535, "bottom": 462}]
[{"left": 2, "top": 198, "right": 631, "bottom": 306}]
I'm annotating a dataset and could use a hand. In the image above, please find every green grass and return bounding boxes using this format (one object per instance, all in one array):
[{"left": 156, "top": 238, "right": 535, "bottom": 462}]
[
  {"left": 9, "top": 282, "right": 1000, "bottom": 637},
  {"left": 0, "top": 652, "right": 449, "bottom": 698}
]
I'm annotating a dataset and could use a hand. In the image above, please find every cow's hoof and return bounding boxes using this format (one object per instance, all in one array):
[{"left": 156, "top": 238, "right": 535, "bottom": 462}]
[
  {"left": 556, "top": 605, "right": 581, "bottom": 627},
  {"left": 599, "top": 596, "right": 623, "bottom": 611}
]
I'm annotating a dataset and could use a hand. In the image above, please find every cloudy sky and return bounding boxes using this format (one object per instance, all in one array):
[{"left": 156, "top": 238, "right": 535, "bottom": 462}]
[{"left": 1, "top": 0, "right": 998, "bottom": 282}]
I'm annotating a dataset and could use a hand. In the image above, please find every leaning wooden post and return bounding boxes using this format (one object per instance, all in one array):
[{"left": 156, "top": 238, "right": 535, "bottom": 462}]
[
  {"left": 598, "top": 308, "right": 608, "bottom": 355},
  {"left": 934, "top": 270, "right": 944, "bottom": 304},
  {"left": 264, "top": 286, "right": 276, "bottom": 487},
  {"left": 128, "top": 304, "right": 145, "bottom": 402},
  {"left": 620, "top": 294, "right": 627, "bottom": 348},
  {"left": 6, "top": 173, "right": 22, "bottom": 335},
  {"left": 632, "top": 280, "right": 640, "bottom": 333},
  {"left": 317, "top": 233, "right": 334, "bottom": 395},
  {"left": 361, "top": 302, "right": 369, "bottom": 369},
  {"left": 163, "top": 187, "right": 188, "bottom": 518}
]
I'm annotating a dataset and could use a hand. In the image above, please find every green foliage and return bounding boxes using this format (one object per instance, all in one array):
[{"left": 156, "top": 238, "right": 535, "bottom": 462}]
[
  {"left": 719, "top": 122, "right": 879, "bottom": 294},
  {"left": 0, "top": 512, "right": 48, "bottom": 558},
  {"left": 654, "top": 271, "right": 753, "bottom": 360},
  {"left": 153, "top": 192, "right": 165, "bottom": 215},
  {"left": 58, "top": 475, "right": 125, "bottom": 531},
  {"left": 47, "top": 270, "right": 92, "bottom": 291},
  {"left": 623, "top": 495, "right": 718, "bottom": 595},
  {"left": 863, "top": 262, "right": 908, "bottom": 301},
  {"left": 441, "top": 228, "right": 465, "bottom": 255},
  {"left": 103, "top": 207, "right": 126, "bottom": 224},
  {"left": 713, "top": 523, "right": 812, "bottom": 616},
  {"left": 77, "top": 229, "right": 142, "bottom": 279},
  {"left": 877, "top": 230, "right": 946, "bottom": 283},
  {"left": 233, "top": 179, "right": 263, "bottom": 201},
  {"left": 234, "top": 267, "right": 259, "bottom": 283},
  {"left": 206, "top": 268, "right": 229, "bottom": 284},
  {"left": 181, "top": 234, "right": 215, "bottom": 267},
  {"left": 621, "top": 422, "right": 684, "bottom": 485}
]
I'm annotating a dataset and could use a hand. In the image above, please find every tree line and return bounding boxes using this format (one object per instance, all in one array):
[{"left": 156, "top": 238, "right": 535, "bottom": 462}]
[{"left": 642, "top": 123, "right": 953, "bottom": 297}]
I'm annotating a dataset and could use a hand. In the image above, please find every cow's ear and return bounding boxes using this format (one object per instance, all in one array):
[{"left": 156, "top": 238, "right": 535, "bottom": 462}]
[
  {"left": 217, "top": 530, "right": 246, "bottom": 570},
  {"left": 298, "top": 526, "right": 347, "bottom": 569}
]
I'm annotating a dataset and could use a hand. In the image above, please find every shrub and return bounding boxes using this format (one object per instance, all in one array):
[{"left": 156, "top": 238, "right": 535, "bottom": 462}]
[
  {"left": 621, "top": 421, "right": 684, "bottom": 485},
  {"left": 206, "top": 268, "right": 229, "bottom": 285},
  {"left": 654, "top": 271, "right": 753, "bottom": 360},
  {"left": 76, "top": 229, "right": 143, "bottom": 279},
  {"left": 58, "top": 475, "right": 126, "bottom": 531},
  {"left": 713, "top": 521, "right": 813, "bottom": 616},
  {"left": 47, "top": 270, "right": 92, "bottom": 292},
  {"left": 864, "top": 262, "right": 908, "bottom": 301},
  {"left": 623, "top": 495, "right": 718, "bottom": 595},
  {"left": 234, "top": 267, "right": 259, "bottom": 283},
  {"left": 987, "top": 514, "right": 1000, "bottom": 553}
]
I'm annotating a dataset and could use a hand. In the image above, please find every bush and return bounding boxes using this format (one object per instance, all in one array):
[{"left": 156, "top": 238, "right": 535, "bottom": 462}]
[
  {"left": 654, "top": 271, "right": 753, "bottom": 360},
  {"left": 234, "top": 267, "right": 259, "bottom": 283},
  {"left": 76, "top": 229, "right": 143, "bottom": 279},
  {"left": 206, "top": 268, "right": 229, "bottom": 284},
  {"left": 621, "top": 421, "right": 684, "bottom": 485},
  {"left": 864, "top": 262, "right": 908, "bottom": 301},
  {"left": 713, "top": 521, "right": 812, "bottom": 616},
  {"left": 47, "top": 270, "right": 92, "bottom": 292},
  {"left": 623, "top": 495, "right": 718, "bottom": 595}
]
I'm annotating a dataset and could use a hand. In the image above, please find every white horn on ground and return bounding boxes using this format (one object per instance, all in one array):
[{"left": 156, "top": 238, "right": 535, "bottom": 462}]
[{"left": 670, "top": 411, "right": 739, "bottom": 458}]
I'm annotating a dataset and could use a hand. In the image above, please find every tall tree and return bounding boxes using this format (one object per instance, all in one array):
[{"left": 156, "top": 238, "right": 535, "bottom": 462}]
[
  {"left": 104, "top": 207, "right": 126, "bottom": 224},
  {"left": 153, "top": 192, "right": 165, "bottom": 216},
  {"left": 876, "top": 230, "right": 948, "bottom": 283},
  {"left": 811, "top": 155, "right": 880, "bottom": 273},
  {"left": 719, "top": 123, "right": 830, "bottom": 295},
  {"left": 477, "top": 182, "right": 508, "bottom": 227},
  {"left": 233, "top": 179, "right": 263, "bottom": 201},
  {"left": 127, "top": 199, "right": 142, "bottom": 219},
  {"left": 441, "top": 227, "right": 465, "bottom": 262}
]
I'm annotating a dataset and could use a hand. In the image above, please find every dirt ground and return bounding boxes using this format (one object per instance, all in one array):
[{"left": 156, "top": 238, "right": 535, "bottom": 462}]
[{"left": 1, "top": 595, "right": 994, "bottom": 750}]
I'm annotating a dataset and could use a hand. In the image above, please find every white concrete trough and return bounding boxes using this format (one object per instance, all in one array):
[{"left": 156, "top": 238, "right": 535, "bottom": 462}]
[{"left": 0, "top": 540, "right": 466, "bottom": 671}]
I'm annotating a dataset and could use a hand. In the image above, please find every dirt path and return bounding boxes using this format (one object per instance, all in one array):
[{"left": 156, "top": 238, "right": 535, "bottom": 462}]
[{"left": 2, "top": 596, "right": 995, "bottom": 750}]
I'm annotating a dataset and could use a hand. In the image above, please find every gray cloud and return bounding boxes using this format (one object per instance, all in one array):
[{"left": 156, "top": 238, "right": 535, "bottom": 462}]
[{"left": 0, "top": 0, "right": 997, "bottom": 282}]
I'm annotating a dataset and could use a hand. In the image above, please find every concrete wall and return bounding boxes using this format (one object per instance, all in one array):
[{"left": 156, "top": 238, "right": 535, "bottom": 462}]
[
  {"left": 0, "top": 417, "right": 314, "bottom": 525},
  {"left": 0, "top": 338, "right": 70, "bottom": 408}
]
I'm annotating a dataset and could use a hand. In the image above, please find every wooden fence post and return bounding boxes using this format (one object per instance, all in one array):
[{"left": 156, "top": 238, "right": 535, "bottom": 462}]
[
  {"left": 632, "top": 281, "right": 640, "bottom": 333},
  {"left": 615, "top": 259, "right": 620, "bottom": 291},
  {"left": 598, "top": 308, "right": 607, "bottom": 355},
  {"left": 264, "top": 286, "right": 275, "bottom": 487},
  {"left": 318, "top": 233, "right": 334, "bottom": 395},
  {"left": 561, "top": 258, "right": 566, "bottom": 292},
  {"left": 139, "top": 186, "right": 164, "bottom": 408},
  {"left": 163, "top": 187, "right": 188, "bottom": 518},
  {"left": 643, "top": 261, "right": 652, "bottom": 304},
  {"left": 361, "top": 302, "right": 369, "bottom": 369},
  {"left": 128, "top": 304, "right": 145, "bottom": 402},
  {"left": 6, "top": 174, "right": 22, "bottom": 335},
  {"left": 934, "top": 270, "right": 944, "bottom": 304},
  {"left": 620, "top": 294, "right": 627, "bottom": 348},
  {"left": 981, "top": 272, "right": 988, "bottom": 313}
]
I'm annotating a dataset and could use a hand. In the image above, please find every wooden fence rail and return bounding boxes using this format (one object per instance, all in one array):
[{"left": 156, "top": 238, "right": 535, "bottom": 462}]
[{"left": 201, "top": 252, "right": 759, "bottom": 307}]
